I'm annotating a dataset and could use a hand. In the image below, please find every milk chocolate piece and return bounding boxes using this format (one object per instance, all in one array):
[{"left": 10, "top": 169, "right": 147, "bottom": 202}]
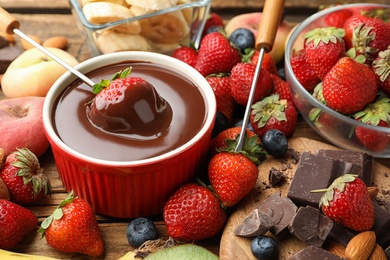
[
  {"left": 0, "top": 45, "right": 23, "bottom": 74},
  {"left": 317, "top": 149, "right": 373, "bottom": 186},
  {"left": 289, "top": 246, "right": 344, "bottom": 260},
  {"left": 257, "top": 192, "right": 298, "bottom": 237},
  {"left": 234, "top": 208, "right": 273, "bottom": 237},
  {"left": 288, "top": 206, "right": 333, "bottom": 247}
]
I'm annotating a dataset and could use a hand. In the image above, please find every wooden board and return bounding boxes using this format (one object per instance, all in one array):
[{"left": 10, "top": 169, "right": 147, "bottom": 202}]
[{"left": 219, "top": 137, "right": 390, "bottom": 260}]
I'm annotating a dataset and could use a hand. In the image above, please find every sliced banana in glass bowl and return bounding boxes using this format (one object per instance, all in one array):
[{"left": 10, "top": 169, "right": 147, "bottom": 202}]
[{"left": 69, "top": 0, "right": 211, "bottom": 56}]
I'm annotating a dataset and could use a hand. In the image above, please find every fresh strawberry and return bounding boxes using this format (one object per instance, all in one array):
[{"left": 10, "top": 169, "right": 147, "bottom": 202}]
[
  {"left": 324, "top": 8, "right": 353, "bottom": 28},
  {"left": 353, "top": 96, "right": 390, "bottom": 152},
  {"left": 39, "top": 191, "right": 104, "bottom": 257},
  {"left": 206, "top": 73, "right": 236, "bottom": 122},
  {"left": 372, "top": 46, "right": 390, "bottom": 95},
  {"left": 171, "top": 45, "right": 198, "bottom": 68},
  {"left": 195, "top": 31, "right": 241, "bottom": 77},
  {"left": 269, "top": 73, "right": 292, "bottom": 102},
  {"left": 314, "top": 174, "right": 374, "bottom": 231},
  {"left": 230, "top": 62, "right": 273, "bottom": 106},
  {"left": 250, "top": 94, "right": 298, "bottom": 138},
  {"left": 208, "top": 126, "right": 260, "bottom": 158},
  {"left": 0, "top": 148, "right": 51, "bottom": 205},
  {"left": 202, "top": 12, "right": 224, "bottom": 37},
  {"left": 246, "top": 49, "right": 278, "bottom": 75},
  {"left": 163, "top": 183, "right": 226, "bottom": 242},
  {"left": 290, "top": 49, "right": 320, "bottom": 92},
  {"left": 322, "top": 57, "right": 378, "bottom": 115},
  {"left": 208, "top": 133, "right": 264, "bottom": 207},
  {"left": 304, "top": 27, "right": 346, "bottom": 80},
  {"left": 343, "top": 9, "right": 390, "bottom": 62},
  {"left": 0, "top": 199, "right": 38, "bottom": 250}
]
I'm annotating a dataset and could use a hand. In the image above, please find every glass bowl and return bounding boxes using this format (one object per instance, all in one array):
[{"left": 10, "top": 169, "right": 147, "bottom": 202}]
[
  {"left": 285, "top": 3, "right": 390, "bottom": 158},
  {"left": 69, "top": 0, "right": 211, "bottom": 56}
]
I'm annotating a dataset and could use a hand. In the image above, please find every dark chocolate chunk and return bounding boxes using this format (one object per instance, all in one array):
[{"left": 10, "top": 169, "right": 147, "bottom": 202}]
[
  {"left": 269, "top": 167, "right": 285, "bottom": 186},
  {"left": 234, "top": 208, "right": 273, "bottom": 237},
  {"left": 327, "top": 220, "right": 357, "bottom": 247},
  {"left": 288, "top": 206, "right": 333, "bottom": 247},
  {"left": 372, "top": 202, "right": 390, "bottom": 248},
  {"left": 385, "top": 244, "right": 390, "bottom": 259},
  {"left": 257, "top": 191, "right": 298, "bottom": 237},
  {"left": 0, "top": 45, "right": 23, "bottom": 74},
  {"left": 289, "top": 245, "right": 344, "bottom": 260},
  {"left": 317, "top": 149, "right": 373, "bottom": 186}
]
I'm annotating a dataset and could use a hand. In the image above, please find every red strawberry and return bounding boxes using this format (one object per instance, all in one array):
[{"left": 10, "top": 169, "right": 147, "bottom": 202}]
[
  {"left": 39, "top": 191, "right": 104, "bottom": 257},
  {"left": 314, "top": 174, "right": 374, "bottom": 231},
  {"left": 0, "top": 199, "right": 38, "bottom": 250},
  {"left": 0, "top": 148, "right": 51, "bottom": 205},
  {"left": 322, "top": 57, "right": 378, "bottom": 115},
  {"left": 290, "top": 49, "right": 320, "bottom": 92},
  {"left": 324, "top": 8, "right": 353, "bottom": 28},
  {"left": 195, "top": 31, "right": 241, "bottom": 76},
  {"left": 250, "top": 94, "right": 298, "bottom": 138},
  {"left": 209, "top": 126, "right": 260, "bottom": 158},
  {"left": 354, "top": 96, "right": 390, "bottom": 152},
  {"left": 206, "top": 73, "right": 236, "bottom": 122},
  {"left": 171, "top": 45, "right": 198, "bottom": 68},
  {"left": 202, "top": 12, "right": 224, "bottom": 37},
  {"left": 163, "top": 183, "right": 227, "bottom": 242},
  {"left": 269, "top": 73, "right": 292, "bottom": 102},
  {"left": 372, "top": 46, "right": 390, "bottom": 95},
  {"left": 304, "top": 27, "right": 346, "bottom": 80},
  {"left": 230, "top": 62, "right": 273, "bottom": 106},
  {"left": 343, "top": 9, "right": 390, "bottom": 62},
  {"left": 247, "top": 49, "right": 278, "bottom": 75}
]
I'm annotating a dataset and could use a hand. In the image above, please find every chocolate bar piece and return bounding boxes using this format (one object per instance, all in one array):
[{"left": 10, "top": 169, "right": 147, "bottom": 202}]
[
  {"left": 288, "top": 206, "right": 333, "bottom": 247},
  {"left": 287, "top": 152, "right": 345, "bottom": 207},
  {"left": 289, "top": 246, "right": 344, "bottom": 260},
  {"left": 257, "top": 191, "right": 298, "bottom": 237},
  {"left": 317, "top": 149, "right": 373, "bottom": 186},
  {"left": 234, "top": 208, "right": 273, "bottom": 237},
  {"left": 372, "top": 202, "right": 390, "bottom": 248},
  {"left": 0, "top": 45, "right": 23, "bottom": 74},
  {"left": 327, "top": 220, "right": 357, "bottom": 247}
]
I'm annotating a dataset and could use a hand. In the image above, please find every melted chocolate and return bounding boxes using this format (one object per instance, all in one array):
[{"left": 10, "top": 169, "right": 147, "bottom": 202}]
[{"left": 52, "top": 62, "right": 207, "bottom": 161}]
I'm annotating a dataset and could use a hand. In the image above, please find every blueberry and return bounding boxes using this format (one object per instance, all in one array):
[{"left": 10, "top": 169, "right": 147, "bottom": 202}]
[
  {"left": 261, "top": 129, "right": 288, "bottom": 158},
  {"left": 126, "top": 217, "right": 158, "bottom": 248},
  {"left": 212, "top": 111, "right": 231, "bottom": 138},
  {"left": 229, "top": 28, "right": 255, "bottom": 54},
  {"left": 206, "top": 25, "right": 224, "bottom": 35},
  {"left": 251, "top": 235, "right": 278, "bottom": 260}
]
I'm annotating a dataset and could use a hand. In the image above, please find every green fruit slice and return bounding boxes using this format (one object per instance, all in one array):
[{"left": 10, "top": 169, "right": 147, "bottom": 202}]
[{"left": 144, "top": 244, "right": 219, "bottom": 260}]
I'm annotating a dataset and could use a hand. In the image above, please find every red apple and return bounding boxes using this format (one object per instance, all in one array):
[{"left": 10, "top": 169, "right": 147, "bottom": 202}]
[
  {"left": 0, "top": 97, "right": 49, "bottom": 157},
  {"left": 225, "top": 12, "right": 292, "bottom": 63}
]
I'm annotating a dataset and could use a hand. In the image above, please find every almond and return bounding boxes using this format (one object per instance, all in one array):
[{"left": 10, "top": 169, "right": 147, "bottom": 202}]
[
  {"left": 324, "top": 240, "right": 346, "bottom": 258},
  {"left": 367, "top": 186, "right": 379, "bottom": 200},
  {"left": 42, "top": 36, "right": 68, "bottom": 50},
  {"left": 345, "top": 231, "right": 376, "bottom": 260},
  {"left": 21, "top": 34, "right": 42, "bottom": 50},
  {"left": 368, "top": 244, "right": 387, "bottom": 260}
]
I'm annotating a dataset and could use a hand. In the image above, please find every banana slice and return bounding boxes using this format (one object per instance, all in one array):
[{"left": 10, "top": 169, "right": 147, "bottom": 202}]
[
  {"left": 96, "top": 29, "right": 152, "bottom": 53},
  {"left": 177, "top": 0, "right": 193, "bottom": 25},
  {"left": 125, "top": 0, "right": 179, "bottom": 11},
  {"left": 81, "top": 0, "right": 127, "bottom": 7},
  {"left": 130, "top": 6, "right": 190, "bottom": 45},
  {"left": 83, "top": 2, "right": 141, "bottom": 34}
]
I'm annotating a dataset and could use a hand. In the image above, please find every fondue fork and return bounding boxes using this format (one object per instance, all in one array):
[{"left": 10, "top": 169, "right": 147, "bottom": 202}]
[
  {"left": 235, "top": 0, "right": 285, "bottom": 151},
  {"left": 0, "top": 7, "right": 96, "bottom": 87}
]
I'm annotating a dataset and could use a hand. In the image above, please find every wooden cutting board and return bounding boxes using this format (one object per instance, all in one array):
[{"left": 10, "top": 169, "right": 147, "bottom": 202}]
[{"left": 219, "top": 137, "right": 390, "bottom": 260}]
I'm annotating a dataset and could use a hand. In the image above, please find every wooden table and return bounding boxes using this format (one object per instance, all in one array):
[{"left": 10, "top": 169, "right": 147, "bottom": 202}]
[{"left": 0, "top": 0, "right": 389, "bottom": 259}]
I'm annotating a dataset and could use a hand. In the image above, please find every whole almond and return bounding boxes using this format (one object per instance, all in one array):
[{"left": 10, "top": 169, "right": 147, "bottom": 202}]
[
  {"left": 367, "top": 186, "right": 379, "bottom": 200},
  {"left": 346, "top": 231, "right": 376, "bottom": 260},
  {"left": 324, "top": 241, "right": 346, "bottom": 258},
  {"left": 21, "top": 34, "right": 42, "bottom": 50},
  {"left": 42, "top": 36, "right": 68, "bottom": 50},
  {"left": 368, "top": 244, "right": 387, "bottom": 260}
]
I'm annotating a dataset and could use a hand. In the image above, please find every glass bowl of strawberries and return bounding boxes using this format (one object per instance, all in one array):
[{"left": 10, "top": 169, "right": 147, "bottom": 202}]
[
  {"left": 285, "top": 3, "right": 390, "bottom": 157},
  {"left": 69, "top": 0, "right": 211, "bottom": 56}
]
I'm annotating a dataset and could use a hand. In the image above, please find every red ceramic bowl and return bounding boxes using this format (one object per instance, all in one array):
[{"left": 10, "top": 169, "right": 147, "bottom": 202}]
[{"left": 42, "top": 51, "right": 216, "bottom": 218}]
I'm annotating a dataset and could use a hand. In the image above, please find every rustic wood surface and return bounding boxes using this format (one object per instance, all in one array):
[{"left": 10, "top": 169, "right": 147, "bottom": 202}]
[{"left": 0, "top": 0, "right": 389, "bottom": 259}]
